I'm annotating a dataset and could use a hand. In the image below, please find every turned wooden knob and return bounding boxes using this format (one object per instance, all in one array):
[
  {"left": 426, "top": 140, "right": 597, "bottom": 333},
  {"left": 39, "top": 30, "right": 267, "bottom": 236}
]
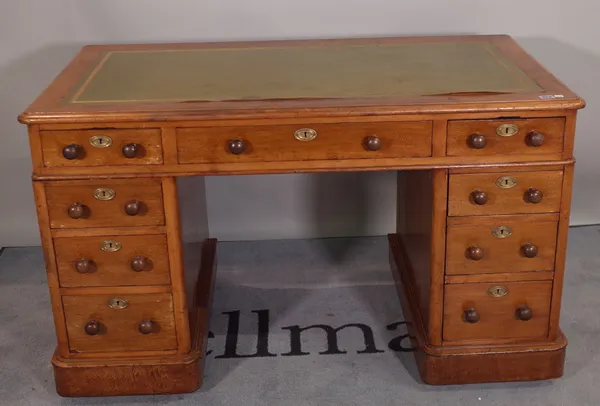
[
  {"left": 463, "top": 308, "right": 480, "bottom": 323},
  {"left": 364, "top": 135, "right": 382, "bottom": 151},
  {"left": 525, "top": 188, "right": 543, "bottom": 203},
  {"left": 526, "top": 131, "right": 545, "bottom": 147},
  {"left": 84, "top": 320, "right": 100, "bottom": 335},
  {"left": 227, "top": 139, "right": 245, "bottom": 155},
  {"left": 122, "top": 143, "right": 139, "bottom": 158},
  {"left": 516, "top": 305, "right": 533, "bottom": 321},
  {"left": 62, "top": 144, "right": 82, "bottom": 160},
  {"left": 522, "top": 243, "right": 538, "bottom": 258},
  {"left": 67, "top": 202, "right": 86, "bottom": 219},
  {"left": 468, "top": 134, "right": 486, "bottom": 149},
  {"left": 124, "top": 200, "right": 142, "bottom": 216},
  {"left": 75, "top": 258, "right": 96, "bottom": 273},
  {"left": 130, "top": 256, "right": 148, "bottom": 272},
  {"left": 138, "top": 319, "right": 154, "bottom": 334},
  {"left": 467, "top": 246, "right": 484, "bottom": 261},
  {"left": 471, "top": 190, "right": 488, "bottom": 205}
]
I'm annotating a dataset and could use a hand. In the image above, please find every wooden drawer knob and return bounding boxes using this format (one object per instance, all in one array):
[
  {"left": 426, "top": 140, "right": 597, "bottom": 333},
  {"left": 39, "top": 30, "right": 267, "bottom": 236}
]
[
  {"left": 526, "top": 131, "right": 545, "bottom": 147},
  {"left": 75, "top": 258, "right": 96, "bottom": 273},
  {"left": 471, "top": 190, "right": 488, "bottom": 205},
  {"left": 227, "top": 139, "right": 245, "bottom": 155},
  {"left": 84, "top": 320, "right": 100, "bottom": 335},
  {"left": 138, "top": 319, "right": 154, "bottom": 334},
  {"left": 467, "top": 246, "right": 484, "bottom": 261},
  {"left": 364, "top": 135, "right": 382, "bottom": 151},
  {"left": 62, "top": 144, "right": 82, "bottom": 160},
  {"left": 468, "top": 134, "right": 486, "bottom": 149},
  {"left": 67, "top": 202, "right": 87, "bottom": 219},
  {"left": 463, "top": 308, "right": 480, "bottom": 323},
  {"left": 124, "top": 200, "right": 142, "bottom": 216},
  {"left": 525, "top": 188, "right": 543, "bottom": 203},
  {"left": 516, "top": 305, "right": 533, "bottom": 321},
  {"left": 122, "top": 143, "right": 139, "bottom": 158},
  {"left": 521, "top": 243, "right": 538, "bottom": 258},
  {"left": 130, "top": 256, "right": 148, "bottom": 272}
]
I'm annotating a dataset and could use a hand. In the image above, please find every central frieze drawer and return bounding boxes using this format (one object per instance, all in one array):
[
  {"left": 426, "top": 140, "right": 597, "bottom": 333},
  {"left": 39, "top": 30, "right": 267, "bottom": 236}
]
[{"left": 176, "top": 121, "right": 433, "bottom": 164}]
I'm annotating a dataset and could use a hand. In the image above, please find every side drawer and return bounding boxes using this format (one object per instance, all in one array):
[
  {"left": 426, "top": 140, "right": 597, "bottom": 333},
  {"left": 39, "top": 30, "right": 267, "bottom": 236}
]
[
  {"left": 41, "top": 128, "right": 163, "bottom": 167},
  {"left": 177, "top": 121, "right": 432, "bottom": 164},
  {"left": 63, "top": 293, "right": 177, "bottom": 353},
  {"left": 446, "top": 118, "right": 565, "bottom": 157},
  {"left": 448, "top": 170, "right": 563, "bottom": 216},
  {"left": 45, "top": 179, "right": 165, "bottom": 229},
  {"left": 443, "top": 281, "right": 552, "bottom": 342},
  {"left": 446, "top": 214, "right": 558, "bottom": 275},
  {"left": 54, "top": 234, "right": 171, "bottom": 287}
]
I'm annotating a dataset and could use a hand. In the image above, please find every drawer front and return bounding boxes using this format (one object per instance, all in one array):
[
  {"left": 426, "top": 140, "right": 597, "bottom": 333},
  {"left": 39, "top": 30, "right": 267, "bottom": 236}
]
[
  {"left": 41, "top": 129, "right": 163, "bottom": 167},
  {"left": 45, "top": 179, "right": 165, "bottom": 229},
  {"left": 448, "top": 170, "right": 563, "bottom": 216},
  {"left": 177, "top": 121, "right": 432, "bottom": 164},
  {"left": 446, "top": 215, "right": 558, "bottom": 275},
  {"left": 446, "top": 118, "right": 565, "bottom": 156},
  {"left": 63, "top": 293, "right": 177, "bottom": 353},
  {"left": 443, "top": 281, "right": 552, "bottom": 341},
  {"left": 55, "top": 234, "right": 170, "bottom": 287}
]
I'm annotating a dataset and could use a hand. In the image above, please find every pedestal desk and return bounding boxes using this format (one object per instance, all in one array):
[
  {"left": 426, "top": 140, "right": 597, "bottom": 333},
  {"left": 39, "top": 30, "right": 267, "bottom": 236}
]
[{"left": 19, "top": 35, "right": 585, "bottom": 397}]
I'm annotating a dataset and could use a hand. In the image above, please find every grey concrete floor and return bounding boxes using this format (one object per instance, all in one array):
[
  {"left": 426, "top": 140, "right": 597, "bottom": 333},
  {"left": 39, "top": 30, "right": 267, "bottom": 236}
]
[{"left": 0, "top": 227, "right": 599, "bottom": 405}]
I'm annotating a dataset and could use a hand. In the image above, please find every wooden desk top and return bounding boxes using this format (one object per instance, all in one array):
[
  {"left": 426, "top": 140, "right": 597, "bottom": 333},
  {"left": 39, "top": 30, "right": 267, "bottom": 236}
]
[{"left": 19, "top": 35, "right": 584, "bottom": 124}]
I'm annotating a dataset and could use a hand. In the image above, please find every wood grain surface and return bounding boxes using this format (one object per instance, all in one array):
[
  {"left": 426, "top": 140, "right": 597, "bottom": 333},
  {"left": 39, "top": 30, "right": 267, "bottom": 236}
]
[
  {"left": 62, "top": 293, "right": 177, "bottom": 353},
  {"left": 448, "top": 170, "right": 563, "bottom": 216},
  {"left": 177, "top": 121, "right": 432, "bottom": 164},
  {"left": 41, "top": 128, "right": 163, "bottom": 167},
  {"left": 548, "top": 163, "right": 575, "bottom": 340},
  {"left": 54, "top": 234, "right": 170, "bottom": 287},
  {"left": 45, "top": 179, "right": 165, "bottom": 228},
  {"left": 443, "top": 281, "right": 552, "bottom": 341},
  {"left": 447, "top": 118, "right": 565, "bottom": 156},
  {"left": 54, "top": 362, "right": 200, "bottom": 397},
  {"left": 445, "top": 214, "right": 558, "bottom": 275}
]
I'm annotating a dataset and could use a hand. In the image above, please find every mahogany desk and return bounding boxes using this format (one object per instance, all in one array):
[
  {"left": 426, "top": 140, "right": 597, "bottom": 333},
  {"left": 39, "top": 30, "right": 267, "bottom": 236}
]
[{"left": 19, "top": 35, "right": 585, "bottom": 397}]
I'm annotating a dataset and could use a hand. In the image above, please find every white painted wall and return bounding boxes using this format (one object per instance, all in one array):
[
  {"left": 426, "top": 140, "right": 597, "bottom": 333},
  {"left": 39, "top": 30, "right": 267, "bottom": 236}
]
[{"left": 1, "top": 1, "right": 599, "bottom": 246}]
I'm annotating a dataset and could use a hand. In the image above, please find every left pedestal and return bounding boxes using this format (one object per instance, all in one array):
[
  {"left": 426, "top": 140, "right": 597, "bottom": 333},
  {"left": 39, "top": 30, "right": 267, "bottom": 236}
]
[
  {"left": 33, "top": 177, "right": 215, "bottom": 397},
  {"left": 52, "top": 239, "right": 217, "bottom": 396}
]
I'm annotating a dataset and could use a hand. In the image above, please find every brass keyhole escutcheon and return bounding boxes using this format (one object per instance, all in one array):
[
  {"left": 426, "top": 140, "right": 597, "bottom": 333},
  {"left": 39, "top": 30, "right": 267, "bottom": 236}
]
[
  {"left": 294, "top": 128, "right": 317, "bottom": 142},
  {"left": 93, "top": 188, "right": 116, "bottom": 201},
  {"left": 101, "top": 240, "right": 122, "bottom": 252},
  {"left": 492, "top": 226, "right": 512, "bottom": 238},
  {"left": 89, "top": 135, "right": 113, "bottom": 148},
  {"left": 496, "top": 124, "right": 519, "bottom": 137},
  {"left": 488, "top": 286, "right": 508, "bottom": 297},
  {"left": 496, "top": 176, "right": 518, "bottom": 189},
  {"left": 108, "top": 298, "right": 129, "bottom": 310}
]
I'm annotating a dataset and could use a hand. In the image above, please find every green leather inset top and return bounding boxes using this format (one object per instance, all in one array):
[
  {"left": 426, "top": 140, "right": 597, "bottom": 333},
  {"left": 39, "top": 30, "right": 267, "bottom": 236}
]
[{"left": 71, "top": 42, "right": 542, "bottom": 104}]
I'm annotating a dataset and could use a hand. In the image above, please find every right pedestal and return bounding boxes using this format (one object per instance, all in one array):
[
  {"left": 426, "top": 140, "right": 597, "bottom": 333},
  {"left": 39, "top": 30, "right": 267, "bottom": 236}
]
[
  {"left": 392, "top": 166, "right": 573, "bottom": 385},
  {"left": 389, "top": 233, "right": 566, "bottom": 385}
]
